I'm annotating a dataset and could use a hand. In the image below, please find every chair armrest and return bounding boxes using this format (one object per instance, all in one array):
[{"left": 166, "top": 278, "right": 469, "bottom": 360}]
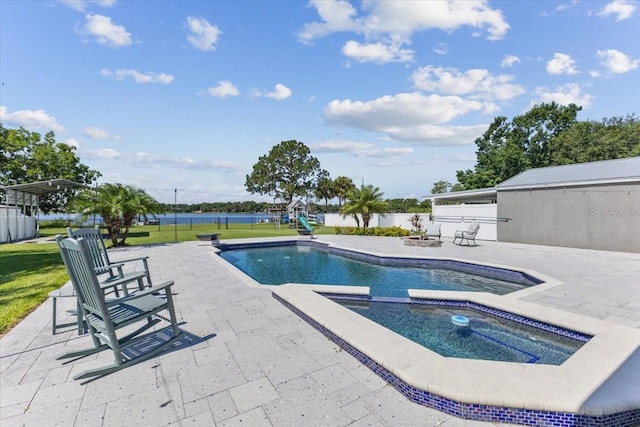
[
  {"left": 95, "top": 262, "right": 125, "bottom": 275},
  {"left": 115, "top": 256, "right": 150, "bottom": 264},
  {"left": 105, "top": 280, "right": 175, "bottom": 306},
  {"left": 98, "top": 271, "right": 147, "bottom": 292}
]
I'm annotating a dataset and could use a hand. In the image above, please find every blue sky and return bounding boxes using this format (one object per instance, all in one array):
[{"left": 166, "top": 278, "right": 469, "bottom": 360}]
[{"left": 1, "top": 0, "right": 638, "bottom": 204}]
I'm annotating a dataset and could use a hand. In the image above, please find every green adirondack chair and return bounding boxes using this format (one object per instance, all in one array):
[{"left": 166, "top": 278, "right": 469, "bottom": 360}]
[{"left": 55, "top": 236, "right": 182, "bottom": 380}]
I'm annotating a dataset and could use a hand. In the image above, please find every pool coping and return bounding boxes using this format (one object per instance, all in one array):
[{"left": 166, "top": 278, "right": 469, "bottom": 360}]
[
  {"left": 272, "top": 285, "right": 640, "bottom": 423},
  {"left": 211, "top": 238, "right": 640, "bottom": 425}
]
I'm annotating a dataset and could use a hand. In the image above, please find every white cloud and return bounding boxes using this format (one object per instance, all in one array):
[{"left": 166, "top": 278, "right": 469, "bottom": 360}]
[
  {"left": 323, "top": 92, "right": 488, "bottom": 145},
  {"left": 101, "top": 68, "right": 174, "bottom": 84},
  {"left": 433, "top": 43, "right": 448, "bottom": 55},
  {"left": 532, "top": 83, "right": 593, "bottom": 108},
  {"left": 597, "top": 0, "right": 636, "bottom": 21},
  {"left": 186, "top": 16, "right": 221, "bottom": 51},
  {"left": 546, "top": 53, "right": 578, "bottom": 75},
  {"left": 80, "top": 147, "right": 244, "bottom": 172},
  {"left": 298, "top": 0, "right": 509, "bottom": 43},
  {"left": 554, "top": 0, "right": 579, "bottom": 12},
  {"left": 382, "top": 123, "right": 488, "bottom": 146},
  {"left": 589, "top": 70, "right": 602, "bottom": 78},
  {"left": 298, "top": 0, "right": 508, "bottom": 65},
  {"left": 411, "top": 66, "right": 525, "bottom": 101},
  {"left": 83, "top": 126, "right": 119, "bottom": 139},
  {"left": 311, "top": 140, "right": 414, "bottom": 157},
  {"left": 500, "top": 55, "right": 520, "bottom": 68},
  {"left": 0, "top": 106, "right": 64, "bottom": 132},
  {"left": 297, "top": 0, "right": 362, "bottom": 43},
  {"left": 596, "top": 49, "right": 639, "bottom": 73},
  {"left": 63, "top": 138, "right": 80, "bottom": 149},
  {"left": 257, "top": 84, "right": 292, "bottom": 101},
  {"left": 206, "top": 81, "right": 239, "bottom": 97},
  {"left": 77, "top": 14, "right": 131, "bottom": 47},
  {"left": 342, "top": 40, "right": 414, "bottom": 63},
  {"left": 60, "top": 0, "right": 116, "bottom": 12}
]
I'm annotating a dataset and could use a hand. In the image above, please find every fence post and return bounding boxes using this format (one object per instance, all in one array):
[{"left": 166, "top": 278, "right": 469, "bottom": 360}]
[{"left": 225, "top": 217, "right": 229, "bottom": 230}]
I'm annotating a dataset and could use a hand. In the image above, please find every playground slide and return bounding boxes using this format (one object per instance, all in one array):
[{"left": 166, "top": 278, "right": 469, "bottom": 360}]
[{"left": 298, "top": 215, "right": 314, "bottom": 232}]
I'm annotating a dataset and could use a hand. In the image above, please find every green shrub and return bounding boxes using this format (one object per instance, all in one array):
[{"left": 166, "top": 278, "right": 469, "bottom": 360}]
[{"left": 334, "top": 226, "right": 410, "bottom": 237}]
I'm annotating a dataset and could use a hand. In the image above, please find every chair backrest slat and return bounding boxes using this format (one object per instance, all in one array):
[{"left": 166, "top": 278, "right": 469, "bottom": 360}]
[
  {"left": 67, "top": 227, "right": 114, "bottom": 277},
  {"left": 468, "top": 222, "right": 480, "bottom": 234},
  {"left": 56, "top": 236, "right": 110, "bottom": 318}
]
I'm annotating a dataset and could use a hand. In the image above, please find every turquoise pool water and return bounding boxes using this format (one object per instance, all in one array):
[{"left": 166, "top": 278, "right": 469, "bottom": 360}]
[
  {"left": 219, "top": 245, "right": 529, "bottom": 296},
  {"left": 334, "top": 300, "right": 586, "bottom": 365}
]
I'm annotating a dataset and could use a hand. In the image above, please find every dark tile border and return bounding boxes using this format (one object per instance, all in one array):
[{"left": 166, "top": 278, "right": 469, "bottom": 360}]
[{"left": 273, "top": 292, "right": 640, "bottom": 427}]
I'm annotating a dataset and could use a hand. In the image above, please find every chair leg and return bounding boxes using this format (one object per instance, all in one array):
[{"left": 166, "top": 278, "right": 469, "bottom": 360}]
[
  {"left": 51, "top": 296, "right": 57, "bottom": 334},
  {"left": 58, "top": 318, "right": 163, "bottom": 361},
  {"left": 73, "top": 331, "right": 181, "bottom": 381},
  {"left": 142, "top": 259, "right": 153, "bottom": 287},
  {"left": 164, "top": 291, "right": 180, "bottom": 337}
]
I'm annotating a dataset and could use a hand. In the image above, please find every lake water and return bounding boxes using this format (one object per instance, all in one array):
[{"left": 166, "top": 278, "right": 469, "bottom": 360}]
[{"left": 39, "top": 212, "right": 318, "bottom": 225}]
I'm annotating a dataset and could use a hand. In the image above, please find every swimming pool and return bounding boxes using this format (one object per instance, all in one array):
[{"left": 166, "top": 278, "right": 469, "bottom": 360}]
[
  {"left": 215, "top": 239, "right": 640, "bottom": 426},
  {"left": 218, "top": 243, "right": 538, "bottom": 296},
  {"left": 333, "top": 299, "right": 587, "bottom": 365}
]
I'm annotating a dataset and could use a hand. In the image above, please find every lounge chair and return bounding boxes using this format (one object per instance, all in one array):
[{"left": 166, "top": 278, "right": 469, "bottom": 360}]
[
  {"left": 423, "top": 222, "right": 441, "bottom": 241},
  {"left": 453, "top": 222, "right": 480, "bottom": 246},
  {"left": 67, "top": 227, "right": 153, "bottom": 294},
  {"left": 55, "top": 236, "right": 181, "bottom": 380}
]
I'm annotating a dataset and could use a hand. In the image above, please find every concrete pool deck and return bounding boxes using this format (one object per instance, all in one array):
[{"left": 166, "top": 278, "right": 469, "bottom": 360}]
[{"left": 1, "top": 235, "right": 639, "bottom": 426}]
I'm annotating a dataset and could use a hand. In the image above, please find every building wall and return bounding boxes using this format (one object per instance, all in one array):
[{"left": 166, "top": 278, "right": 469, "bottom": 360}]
[{"left": 497, "top": 183, "right": 640, "bottom": 253}]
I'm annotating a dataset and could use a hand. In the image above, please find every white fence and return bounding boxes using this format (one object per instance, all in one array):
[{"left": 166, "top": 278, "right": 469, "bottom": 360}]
[
  {"left": 432, "top": 204, "right": 497, "bottom": 241},
  {"left": 324, "top": 204, "right": 498, "bottom": 241},
  {"left": 0, "top": 208, "right": 38, "bottom": 243}
]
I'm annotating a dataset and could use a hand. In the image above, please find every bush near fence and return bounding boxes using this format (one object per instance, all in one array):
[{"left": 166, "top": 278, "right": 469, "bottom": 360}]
[{"left": 334, "top": 226, "right": 410, "bottom": 237}]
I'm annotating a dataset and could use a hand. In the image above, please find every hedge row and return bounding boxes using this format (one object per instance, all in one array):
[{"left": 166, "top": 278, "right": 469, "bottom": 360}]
[{"left": 334, "top": 226, "right": 410, "bottom": 237}]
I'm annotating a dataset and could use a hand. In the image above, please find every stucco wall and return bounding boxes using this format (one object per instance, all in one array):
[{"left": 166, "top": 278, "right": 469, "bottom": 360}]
[{"left": 497, "top": 183, "right": 640, "bottom": 253}]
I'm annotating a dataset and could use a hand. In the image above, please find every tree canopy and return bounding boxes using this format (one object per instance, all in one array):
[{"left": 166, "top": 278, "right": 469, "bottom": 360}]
[
  {"left": 0, "top": 125, "right": 101, "bottom": 212},
  {"left": 245, "top": 140, "right": 324, "bottom": 203},
  {"left": 332, "top": 176, "right": 356, "bottom": 208},
  {"left": 314, "top": 171, "right": 335, "bottom": 206},
  {"left": 69, "top": 183, "right": 165, "bottom": 246},
  {"left": 455, "top": 102, "right": 582, "bottom": 190},
  {"left": 341, "top": 184, "right": 388, "bottom": 228},
  {"left": 453, "top": 104, "right": 640, "bottom": 190}
]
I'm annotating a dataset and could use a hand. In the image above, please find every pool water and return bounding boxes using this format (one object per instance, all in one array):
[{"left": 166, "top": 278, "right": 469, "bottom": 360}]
[
  {"left": 219, "top": 245, "right": 528, "bottom": 296},
  {"left": 335, "top": 300, "right": 586, "bottom": 365}
]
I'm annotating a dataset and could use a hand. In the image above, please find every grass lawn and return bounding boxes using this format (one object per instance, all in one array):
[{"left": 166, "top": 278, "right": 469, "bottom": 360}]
[{"left": 0, "top": 223, "right": 335, "bottom": 335}]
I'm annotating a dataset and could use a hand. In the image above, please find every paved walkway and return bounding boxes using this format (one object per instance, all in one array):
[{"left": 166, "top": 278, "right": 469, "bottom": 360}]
[{"left": 1, "top": 236, "right": 639, "bottom": 426}]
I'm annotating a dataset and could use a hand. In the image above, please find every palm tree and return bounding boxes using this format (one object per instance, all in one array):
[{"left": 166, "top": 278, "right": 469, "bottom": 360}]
[
  {"left": 315, "top": 173, "right": 335, "bottom": 207},
  {"left": 341, "top": 184, "right": 388, "bottom": 228},
  {"left": 70, "top": 183, "right": 165, "bottom": 246},
  {"left": 333, "top": 176, "right": 355, "bottom": 208}
]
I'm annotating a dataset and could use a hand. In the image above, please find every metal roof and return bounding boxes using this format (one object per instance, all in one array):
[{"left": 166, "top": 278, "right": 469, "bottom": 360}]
[
  {"left": 1, "top": 179, "right": 87, "bottom": 196},
  {"left": 497, "top": 157, "right": 640, "bottom": 190},
  {"left": 422, "top": 187, "right": 497, "bottom": 202}
]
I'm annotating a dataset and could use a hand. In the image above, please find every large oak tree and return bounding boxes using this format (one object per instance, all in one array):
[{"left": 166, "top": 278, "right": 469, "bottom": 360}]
[
  {"left": 0, "top": 125, "right": 101, "bottom": 212},
  {"left": 245, "top": 140, "right": 324, "bottom": 203}
]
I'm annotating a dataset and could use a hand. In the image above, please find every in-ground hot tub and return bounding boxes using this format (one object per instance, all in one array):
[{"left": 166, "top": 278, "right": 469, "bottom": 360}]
[{"left": 272, "top": 286, "right": 640, "bottom": 427}]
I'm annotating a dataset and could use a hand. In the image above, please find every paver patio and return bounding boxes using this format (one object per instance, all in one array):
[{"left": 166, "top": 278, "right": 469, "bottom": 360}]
[{"left": 1, "top": 235, "right": 639, "bottom": 426}]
